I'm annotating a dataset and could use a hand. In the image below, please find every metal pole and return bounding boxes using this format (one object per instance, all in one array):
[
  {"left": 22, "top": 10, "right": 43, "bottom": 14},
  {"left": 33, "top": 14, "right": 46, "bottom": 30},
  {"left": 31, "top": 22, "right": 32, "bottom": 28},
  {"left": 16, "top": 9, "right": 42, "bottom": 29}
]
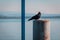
[{"left": 21, "top": 0, "right": 25, "bottom": 40}]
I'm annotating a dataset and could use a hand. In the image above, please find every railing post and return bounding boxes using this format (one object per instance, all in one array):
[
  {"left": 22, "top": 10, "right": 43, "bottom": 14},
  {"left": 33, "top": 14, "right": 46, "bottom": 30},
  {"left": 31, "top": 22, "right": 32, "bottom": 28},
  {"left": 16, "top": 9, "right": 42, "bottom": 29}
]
[
  {"left": 21, "top": 0, "right": 25, "bottom": 40},
  {"left": 33, "top": 20, "right": 50, "bottom": 40}
]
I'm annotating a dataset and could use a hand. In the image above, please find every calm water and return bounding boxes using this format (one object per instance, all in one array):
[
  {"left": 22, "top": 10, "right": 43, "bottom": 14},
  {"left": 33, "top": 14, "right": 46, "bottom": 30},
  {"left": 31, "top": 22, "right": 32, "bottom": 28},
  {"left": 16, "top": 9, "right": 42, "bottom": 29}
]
[
  {"left": 0, "top": 19, "right": 21, "bottom": 40},
  {"left": 0, "top": 18, "right": 60, "bottom": 40}
]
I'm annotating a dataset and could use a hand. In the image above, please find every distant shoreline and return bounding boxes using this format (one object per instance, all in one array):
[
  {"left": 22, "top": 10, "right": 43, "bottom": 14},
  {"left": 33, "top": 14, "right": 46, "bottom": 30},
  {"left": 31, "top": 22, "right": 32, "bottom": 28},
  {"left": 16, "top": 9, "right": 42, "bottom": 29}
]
[{"left": 0, "top": 16, "right": 60, "bottom": 19}]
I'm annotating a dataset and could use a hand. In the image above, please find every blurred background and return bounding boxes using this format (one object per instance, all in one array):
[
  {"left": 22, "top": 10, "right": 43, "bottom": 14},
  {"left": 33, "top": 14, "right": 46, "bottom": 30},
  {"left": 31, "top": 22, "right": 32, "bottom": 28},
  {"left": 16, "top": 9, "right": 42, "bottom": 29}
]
[{"left": 0, "top": 0, "right": 21, "bottom": 40}]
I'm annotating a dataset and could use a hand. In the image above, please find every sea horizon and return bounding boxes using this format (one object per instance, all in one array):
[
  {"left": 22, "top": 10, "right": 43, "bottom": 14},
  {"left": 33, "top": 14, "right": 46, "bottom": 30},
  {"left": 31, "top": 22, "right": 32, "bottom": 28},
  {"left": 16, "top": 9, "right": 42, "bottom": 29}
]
[{"left": 0, "top": 12, "right": 60, "bottom": 19}]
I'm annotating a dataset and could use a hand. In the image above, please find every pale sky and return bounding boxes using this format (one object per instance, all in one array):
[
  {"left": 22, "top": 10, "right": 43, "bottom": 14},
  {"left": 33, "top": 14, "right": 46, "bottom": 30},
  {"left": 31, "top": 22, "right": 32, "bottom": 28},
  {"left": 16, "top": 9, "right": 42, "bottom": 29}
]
[
  {"left": 0, "top": 0, "right": 60, "bottom": 14},
  {"left": 0, "top": 0, "right": 21, "bottom": 12},
  {"left": 26, "top": 0, "right": 60, "bottom": 14}
]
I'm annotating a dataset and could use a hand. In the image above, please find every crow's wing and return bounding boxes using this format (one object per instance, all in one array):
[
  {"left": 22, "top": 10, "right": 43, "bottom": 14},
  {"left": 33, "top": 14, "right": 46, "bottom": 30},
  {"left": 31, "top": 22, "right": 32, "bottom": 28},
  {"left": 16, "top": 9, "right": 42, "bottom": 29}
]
[
  {"left": 28, "top": 16, "right": 34, "bottom": 21},
  {"left": 28, "top": 15, "right": 38, "bottom": 21}
]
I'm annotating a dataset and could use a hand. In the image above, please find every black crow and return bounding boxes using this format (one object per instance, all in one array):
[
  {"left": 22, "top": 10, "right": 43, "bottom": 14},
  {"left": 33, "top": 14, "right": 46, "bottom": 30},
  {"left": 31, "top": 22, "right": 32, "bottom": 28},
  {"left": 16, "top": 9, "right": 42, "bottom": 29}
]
[{"left": 28, "top": 12, "right": 41, "bottom": 21}]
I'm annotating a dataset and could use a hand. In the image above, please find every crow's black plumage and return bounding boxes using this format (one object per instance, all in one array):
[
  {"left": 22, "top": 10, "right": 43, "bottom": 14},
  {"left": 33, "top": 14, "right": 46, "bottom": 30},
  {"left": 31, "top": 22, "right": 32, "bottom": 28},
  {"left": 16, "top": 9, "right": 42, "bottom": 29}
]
[{"left": 28, "top": 12, "right": 41, "bottom": 21}]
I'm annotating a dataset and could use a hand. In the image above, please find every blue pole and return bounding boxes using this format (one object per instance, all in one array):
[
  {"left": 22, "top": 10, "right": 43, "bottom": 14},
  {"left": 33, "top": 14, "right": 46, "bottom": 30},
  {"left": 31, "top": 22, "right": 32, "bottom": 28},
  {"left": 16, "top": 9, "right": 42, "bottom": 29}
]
[{"left": 21, "top": 0, "right": 25, "bottom": 40}]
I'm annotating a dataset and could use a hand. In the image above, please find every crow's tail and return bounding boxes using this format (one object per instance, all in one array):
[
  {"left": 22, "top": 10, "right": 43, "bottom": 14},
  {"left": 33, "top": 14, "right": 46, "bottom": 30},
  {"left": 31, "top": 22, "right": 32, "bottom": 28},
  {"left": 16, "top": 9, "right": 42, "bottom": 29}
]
[{"left": 28, "top": 18, "right": 32, "bottom": 21}]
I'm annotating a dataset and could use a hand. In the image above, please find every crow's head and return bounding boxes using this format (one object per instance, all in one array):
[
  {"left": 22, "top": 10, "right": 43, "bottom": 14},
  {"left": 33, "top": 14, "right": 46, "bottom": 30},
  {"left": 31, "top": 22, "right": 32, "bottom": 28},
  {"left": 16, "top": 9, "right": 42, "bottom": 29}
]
[{"left": 38, "top": 12, "right": 41, "bottom": 15}]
